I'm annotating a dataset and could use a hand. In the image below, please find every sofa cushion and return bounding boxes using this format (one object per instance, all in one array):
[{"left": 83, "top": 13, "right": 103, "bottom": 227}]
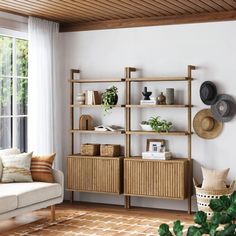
[
  {"left": 1, "top": 152, "right": 33, "bottom": 183},
  {"left": 0, "top": 194, "right": 17, "bottom": 214},
  {"left": 0, "top": 148, "right": 21, "bottom": 181},
  {"left": 0, "top": 182, "right": 62, "bottom": 208},
  {"left": 31, "top": 153, "right": 55, "bottom": 183}
]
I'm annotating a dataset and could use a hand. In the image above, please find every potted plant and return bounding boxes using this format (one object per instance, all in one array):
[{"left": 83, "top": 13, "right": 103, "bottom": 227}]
[
  {"left": 158, "top": 191, "right": 236, "bottom": 236},
  {"left": 101, "top": 86, "right": 118, "bottom": 114},
  {"left": 148, "top": 116, "right": 172, "bottom": 132}
]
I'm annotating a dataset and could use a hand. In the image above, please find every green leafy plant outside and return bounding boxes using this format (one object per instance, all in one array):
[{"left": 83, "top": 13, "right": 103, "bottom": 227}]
[
  {"left": 0, "top": 36, "right": 28, "bottom": 111},
  {"left": 158, "top": 191, "right": 236, "bottom": 236},
  {"left": 101, "top": 86, "right": 118, "bottom": 114}
]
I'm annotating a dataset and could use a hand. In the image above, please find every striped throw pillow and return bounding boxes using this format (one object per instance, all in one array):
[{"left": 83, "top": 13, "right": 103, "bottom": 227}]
[{"left": 31, "top": 153, "right": 55, "bottom": 183}]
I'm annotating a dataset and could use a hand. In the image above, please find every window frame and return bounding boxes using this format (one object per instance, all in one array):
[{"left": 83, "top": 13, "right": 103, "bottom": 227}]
[{"left": 0, "top": 28, "right": 28, "bottom": 150}]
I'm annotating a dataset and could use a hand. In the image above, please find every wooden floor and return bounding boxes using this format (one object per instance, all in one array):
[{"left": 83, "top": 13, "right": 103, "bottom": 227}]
[{"left": 0, "top": 201, "right": 194, "bottom": 235}]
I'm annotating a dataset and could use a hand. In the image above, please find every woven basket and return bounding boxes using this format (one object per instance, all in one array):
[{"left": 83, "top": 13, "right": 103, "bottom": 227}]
[
  {"left": 193, "top": 178, "right": 235, "bottom": 218},
  {"left": 100, "top": 144, "right": 120, "bottom": 157},
  {"left": 81, "top": 143, "right": 100, "bottom": 156}
]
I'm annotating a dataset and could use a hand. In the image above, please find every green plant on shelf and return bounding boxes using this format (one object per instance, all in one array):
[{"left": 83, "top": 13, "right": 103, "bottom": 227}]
[
  {"left": 101, "top": 86, "right": 118, "bottom": 114},
  {"left": 148, "top": 116, "right": 172, "bottom": 132},
  {"left": 158, "top": 191, "right": 236, "bottom": 236}
]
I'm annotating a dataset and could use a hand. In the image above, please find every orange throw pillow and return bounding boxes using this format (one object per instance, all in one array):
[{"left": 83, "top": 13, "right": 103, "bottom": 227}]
[{"left": 31, "top": 153, "right": 55, "bottom": 183}]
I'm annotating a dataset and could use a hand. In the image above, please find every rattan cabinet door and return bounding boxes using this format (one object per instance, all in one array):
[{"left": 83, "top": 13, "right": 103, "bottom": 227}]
[{"left": 67, "top": 156, "right": 93, "bottom": 191}]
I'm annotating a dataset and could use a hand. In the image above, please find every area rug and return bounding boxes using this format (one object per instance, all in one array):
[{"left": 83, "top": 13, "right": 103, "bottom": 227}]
[{"left": 5, "top": 210, "right": 191, "bottom": 236}]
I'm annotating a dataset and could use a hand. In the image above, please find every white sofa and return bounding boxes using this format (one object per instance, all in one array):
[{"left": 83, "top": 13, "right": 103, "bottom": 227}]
[{"left": 0, "top": 169, "right": 64, "bottom": 221}]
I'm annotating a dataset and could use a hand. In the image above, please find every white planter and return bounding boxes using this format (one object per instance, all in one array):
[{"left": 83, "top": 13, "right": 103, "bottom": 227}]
[{"left": 140, "top": 124, "right": 152, "bottom": 131}]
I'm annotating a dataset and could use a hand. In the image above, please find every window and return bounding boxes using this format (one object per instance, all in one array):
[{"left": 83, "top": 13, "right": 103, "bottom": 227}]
[{"left": 0, "top": 31, "right": 28, "bottom": 152}]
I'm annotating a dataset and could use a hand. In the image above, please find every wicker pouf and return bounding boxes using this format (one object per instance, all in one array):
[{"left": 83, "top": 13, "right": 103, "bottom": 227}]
[{"left": 193, "top": 178, "right": 235, "bottom": 218}]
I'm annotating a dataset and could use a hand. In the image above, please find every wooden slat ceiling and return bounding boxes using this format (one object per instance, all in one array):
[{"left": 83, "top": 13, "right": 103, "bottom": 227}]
[{"left": 1, "top": 0, "right": 236, "bottom": 32}]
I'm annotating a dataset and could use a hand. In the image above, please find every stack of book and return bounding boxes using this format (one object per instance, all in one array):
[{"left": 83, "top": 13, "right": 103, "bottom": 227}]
[
  {"left": 85, "top": 90, "right": 100, "bottom": 105},
  {"left": 142, "top": 151, "right": 172, "bottom": 160},
  {"left": 140, "top": 98, "right": 156, "bottom": 105}
]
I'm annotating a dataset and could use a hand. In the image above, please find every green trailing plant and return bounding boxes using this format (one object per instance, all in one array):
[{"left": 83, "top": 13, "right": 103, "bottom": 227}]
[
  {"left": 158, "top": 191, "right": 236, "bottom": 236},
  {"left": 101, "top": 86, "right": 118, "bottom": 114},
  {"left": 148, "top": 116, "right": 172, "bottom": 132}
]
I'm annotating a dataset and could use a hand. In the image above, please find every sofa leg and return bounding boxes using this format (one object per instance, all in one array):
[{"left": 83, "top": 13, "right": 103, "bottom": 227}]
[{"left": 51, "top": 205, "right": 55, "bottom": 221}]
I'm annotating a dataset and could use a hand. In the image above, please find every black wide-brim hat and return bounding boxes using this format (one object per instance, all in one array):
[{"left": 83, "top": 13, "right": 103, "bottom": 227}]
[
  {"left": 211, "top": 94, "right": 236, "bottom": 122},
  {"left": 200, "top": 81, "right": 217, "bottom": 105}
]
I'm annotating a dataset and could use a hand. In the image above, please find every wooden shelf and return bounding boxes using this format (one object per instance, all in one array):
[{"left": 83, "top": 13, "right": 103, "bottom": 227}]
[
  {"left": 126, "top": 77, "right": 191, "bottom": 82},
  {"left": 126, "top": 104, "right": 191, "bottom": 108},
  {"left": 126, "top": 157, "right": 189, "bottom": 162},
  {"left": 70, "top": 129, "right": 125, "bottom": 134},
  {"left": 70, "top": 104, "right": 125, "bottom": 108},
  {"left": 126, "top": 130, "right": 190, "bottom": 136},
  {"left": 67, "top": 66, "right": 195, "bottom": 213},
  {"left": 68, "top": 154, "right": 124, "bottom": 159},
  {"left": 69, "top": 78, "right": 125, "bottom": 83}
]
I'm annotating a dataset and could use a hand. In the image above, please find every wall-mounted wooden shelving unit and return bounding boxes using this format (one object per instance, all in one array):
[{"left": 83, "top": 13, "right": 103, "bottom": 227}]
[{"left": 66, "top": 65, "right": 196, "bottom": 214}]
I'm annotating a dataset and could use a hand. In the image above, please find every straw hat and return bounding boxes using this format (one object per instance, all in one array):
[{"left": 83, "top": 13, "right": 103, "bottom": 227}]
[{"left": 193, "top": 109, "right": 223, "bottom": 139}]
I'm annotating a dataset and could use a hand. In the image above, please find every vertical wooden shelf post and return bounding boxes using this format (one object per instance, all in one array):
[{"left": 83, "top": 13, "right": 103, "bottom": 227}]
[
  {"left": 70, "top": 69, "right": 80, "bottom": 203},
  {"left": 187, "top": 65, "right": 196, "bottom": 214},
  {"left": 124, "top": 67, "right": 136, "bottom": 209}
]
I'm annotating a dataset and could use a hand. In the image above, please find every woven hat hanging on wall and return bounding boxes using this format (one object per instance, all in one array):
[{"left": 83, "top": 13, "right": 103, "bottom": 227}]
[
  {"left": 193, "top": 109, "right": 223, "bottom": 139},
  {"left": 211, "top": 94, "right": 236, "bottom": 123},
  {"left": 200, "top": 81, "right": 218, "bottom": 105}
]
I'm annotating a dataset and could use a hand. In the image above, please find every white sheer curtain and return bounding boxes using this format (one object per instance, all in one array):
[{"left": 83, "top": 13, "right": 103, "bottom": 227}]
[{"left": 28, "top": 17, "right": 62, "bottom": 169}]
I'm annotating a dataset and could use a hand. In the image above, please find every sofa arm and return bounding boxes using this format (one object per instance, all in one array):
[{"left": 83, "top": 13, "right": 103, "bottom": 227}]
[{"left": 52, "top": 169, "right": 64, "bottom": 199}]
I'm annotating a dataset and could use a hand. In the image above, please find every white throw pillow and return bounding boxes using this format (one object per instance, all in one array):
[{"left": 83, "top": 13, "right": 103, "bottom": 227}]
[
  {"left": 201, "top": 167, "right": 230, "bottom": 190},
  {"left": 0, "top": 148, "right": 20, "bottom": 181},
  {"left": 1, "top": 152, "right": 33, "bottom": 183}
]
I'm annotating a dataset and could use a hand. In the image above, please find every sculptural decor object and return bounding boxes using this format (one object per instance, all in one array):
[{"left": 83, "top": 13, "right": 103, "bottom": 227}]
[
  {"left": 142, "top": 87, "right": 152, "bottom": 100},
  {"left": 79, "top": 114, "right": 93, "bottom": 130},
  {"left": 157, "top": 92, "right": 166, "bottom": 105}
]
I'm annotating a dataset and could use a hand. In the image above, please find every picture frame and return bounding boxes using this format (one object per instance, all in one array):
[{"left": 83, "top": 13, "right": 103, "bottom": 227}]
[{"left": 146, "top": 139, "right": 165, "bottom": 152}]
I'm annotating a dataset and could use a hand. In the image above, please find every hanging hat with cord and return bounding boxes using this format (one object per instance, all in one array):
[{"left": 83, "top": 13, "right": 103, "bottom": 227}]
[
  {"left": 193, "top": 109, "right": 223, "bottom": 139},
  {"left": 200, "top": 81, "right": 218, "bottom": 105},
  {"left": 211, "top": 94, "right": 236, "bottom": 123}
]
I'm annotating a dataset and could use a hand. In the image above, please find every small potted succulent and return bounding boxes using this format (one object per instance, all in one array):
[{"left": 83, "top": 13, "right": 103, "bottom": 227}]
[{"left": 101, "top": 86, "right": 118, "bottom": 114}]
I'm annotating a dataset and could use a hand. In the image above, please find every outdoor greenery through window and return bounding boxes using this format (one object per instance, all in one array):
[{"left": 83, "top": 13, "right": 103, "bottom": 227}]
[{"left": 0, "top": 34, "right": 28, "bottom": 152}]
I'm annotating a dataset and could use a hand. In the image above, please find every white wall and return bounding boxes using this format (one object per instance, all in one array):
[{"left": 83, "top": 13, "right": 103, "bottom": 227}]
[
  {"left": 60, "top": 21, "right": 236, "bottom": 211},
  {"left": 0, "top": 11, "right": 28, "bottom": 33}
]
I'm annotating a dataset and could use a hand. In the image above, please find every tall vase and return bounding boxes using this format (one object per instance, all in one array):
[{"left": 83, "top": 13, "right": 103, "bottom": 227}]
[{"left": 166, "top": 88, "right": 174, "bottom": 105}]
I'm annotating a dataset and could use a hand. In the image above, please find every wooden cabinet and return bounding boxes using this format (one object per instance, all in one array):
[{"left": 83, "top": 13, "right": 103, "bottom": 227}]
[
  {"left": 67, "top": 155, "right": 123, "bottom": 194},
  {"left": 124, "top": 158, "right": 189, "bottom": 200}
]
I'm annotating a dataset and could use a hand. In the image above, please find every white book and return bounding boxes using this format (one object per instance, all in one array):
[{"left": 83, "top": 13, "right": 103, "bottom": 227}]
[
  {"left": 87, "top": 90, "right": 93, "bottom": 105},
  {"left": 142, "top": 151, "right": 172, "bottom": 160},
  {"left": 140, "top": 100, "right": 156, "bottom": 105}
]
